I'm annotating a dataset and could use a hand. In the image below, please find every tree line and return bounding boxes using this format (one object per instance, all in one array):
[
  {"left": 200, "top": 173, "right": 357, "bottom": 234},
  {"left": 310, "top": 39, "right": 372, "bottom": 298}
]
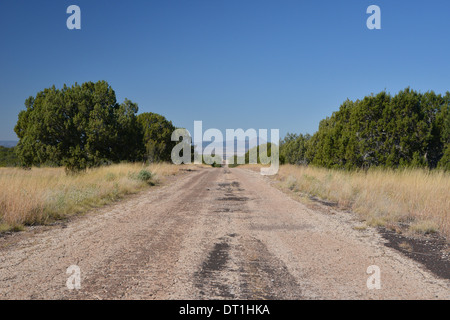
[
  {"left": 280, "top": 88, "right": 450, "bottom": 170},
  {"left": 14, "top": 81, "right": 177, "bottom": 172},
  {"left": 12, "top": 83, "right": 450, "bottom": 172},
  {"left": 0, "top": 146, "right": 18, "bottom": 167}
]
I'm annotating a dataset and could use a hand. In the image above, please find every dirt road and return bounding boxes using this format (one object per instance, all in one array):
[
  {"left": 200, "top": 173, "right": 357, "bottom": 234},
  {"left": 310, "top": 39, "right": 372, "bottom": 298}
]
[{"left": 0, "top": 166, "right": 448, "bottom": 299}]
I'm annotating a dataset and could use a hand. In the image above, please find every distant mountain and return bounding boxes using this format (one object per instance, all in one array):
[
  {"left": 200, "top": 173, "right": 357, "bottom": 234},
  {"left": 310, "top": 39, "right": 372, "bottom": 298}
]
[{"left": 0, "top": 141, "right": 18, "bottom": 148}]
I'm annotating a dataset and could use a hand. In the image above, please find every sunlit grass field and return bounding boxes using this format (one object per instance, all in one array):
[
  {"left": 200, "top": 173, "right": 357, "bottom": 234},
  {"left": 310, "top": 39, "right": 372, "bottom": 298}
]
[
  {"left": 275, "top": 165, "right": 450, "bottom": 238},
  {"left": 0, "top": 163, "right": 183, "bottom": 232}
]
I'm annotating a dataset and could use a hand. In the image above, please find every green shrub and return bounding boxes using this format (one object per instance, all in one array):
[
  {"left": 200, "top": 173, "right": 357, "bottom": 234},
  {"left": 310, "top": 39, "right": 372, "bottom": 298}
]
[
  {"left": 137, "top": 169, "right": 153, "bottom": 182},
  {"left": 128, "top": 169, "right": 153, "bottom": 184}
]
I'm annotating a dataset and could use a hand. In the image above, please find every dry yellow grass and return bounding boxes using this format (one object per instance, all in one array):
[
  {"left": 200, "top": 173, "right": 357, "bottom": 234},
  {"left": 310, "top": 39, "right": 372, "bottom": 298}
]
[
  {"left": 0, "top": 163, "right": 185, "bottom": 232},
  {"left": 275, "top": 165, "right": 450, "bottom": 238}
]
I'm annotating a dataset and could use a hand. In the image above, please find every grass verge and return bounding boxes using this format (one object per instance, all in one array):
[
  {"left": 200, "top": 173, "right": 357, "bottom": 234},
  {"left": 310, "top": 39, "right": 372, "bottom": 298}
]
[
  {"left": 271, "top": 165, "right": 449, "bottom": 239},
  {"left": 0, "top": 163, "right": 185, "bottom": 233}
]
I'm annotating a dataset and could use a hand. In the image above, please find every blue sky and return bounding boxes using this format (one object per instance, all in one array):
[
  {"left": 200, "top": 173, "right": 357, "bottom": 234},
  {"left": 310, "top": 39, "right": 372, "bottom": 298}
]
[{"left": 1, "top": 0, "right": 450, "bottom": 140}]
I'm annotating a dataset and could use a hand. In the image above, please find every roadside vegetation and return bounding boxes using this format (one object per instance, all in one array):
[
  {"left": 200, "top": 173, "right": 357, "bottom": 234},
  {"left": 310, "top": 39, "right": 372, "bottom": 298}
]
[
  {"left": 14, "top": 81, "right": 178, "bottom": 172},
  {"left": 0, "top": 81, "right": 196, "bottom": 234},
  {"left": 234, "top": 88, "right": 449, "bottom": 239},
  {"left": 280, "top": 88, "right": 449, "bottom": 170},
  {"left": 6, "top": 82, "right": 449, "bottom": 239},
  {"left": 228, "top": 143, "right": 275, "bottom": 168},
  {"left": 275, "top": 165, "right": 450, "bottom": 238},
  {"left": 0, "top": 163, "right": 182, "bottom": 233}
]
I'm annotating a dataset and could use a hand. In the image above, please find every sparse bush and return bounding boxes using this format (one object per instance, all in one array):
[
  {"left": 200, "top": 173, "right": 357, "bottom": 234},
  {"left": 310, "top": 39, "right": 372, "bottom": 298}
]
[
  {"left": 137, "top": 169, "right": 153, "bottom": 182},
  {"left": 128, "top": 169, "right": 153, "bottom": 183}
]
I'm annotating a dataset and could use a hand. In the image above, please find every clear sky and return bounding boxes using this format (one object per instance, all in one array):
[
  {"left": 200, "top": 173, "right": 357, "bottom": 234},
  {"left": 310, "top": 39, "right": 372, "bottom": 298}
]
[{"left": 1, "top": 0, "right": 450, "bottom": 140}]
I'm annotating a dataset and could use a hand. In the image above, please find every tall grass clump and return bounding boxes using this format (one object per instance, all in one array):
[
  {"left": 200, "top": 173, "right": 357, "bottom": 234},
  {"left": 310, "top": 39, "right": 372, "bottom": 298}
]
[
  {"left": 0, "top": 163, "right": 182, "bottom": 232},
  {"left": 276, "top": 165, "right": 450, "bottom": 238}
]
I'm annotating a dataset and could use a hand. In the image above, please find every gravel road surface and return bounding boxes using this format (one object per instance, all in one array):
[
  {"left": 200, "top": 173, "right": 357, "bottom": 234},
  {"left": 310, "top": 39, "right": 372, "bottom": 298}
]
[{"left": 0, "top": 166, "right": 448, "bottom": 299}]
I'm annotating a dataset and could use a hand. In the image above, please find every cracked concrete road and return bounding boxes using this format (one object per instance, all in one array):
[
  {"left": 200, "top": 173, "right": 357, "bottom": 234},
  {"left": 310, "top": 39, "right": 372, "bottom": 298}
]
[{"left": 0, "top": 166, "right": 448, "bottom": 299}]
